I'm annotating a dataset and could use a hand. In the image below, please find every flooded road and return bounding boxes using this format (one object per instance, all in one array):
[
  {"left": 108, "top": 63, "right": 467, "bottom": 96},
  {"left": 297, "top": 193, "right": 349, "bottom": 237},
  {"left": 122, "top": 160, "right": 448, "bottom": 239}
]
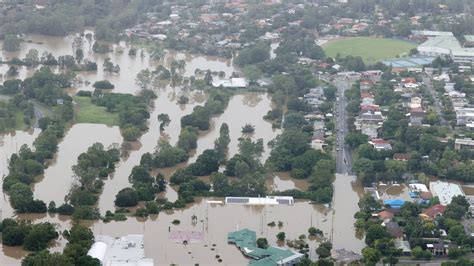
[{"left": 331, "top": 174, "right": 365, "bottom": 253}]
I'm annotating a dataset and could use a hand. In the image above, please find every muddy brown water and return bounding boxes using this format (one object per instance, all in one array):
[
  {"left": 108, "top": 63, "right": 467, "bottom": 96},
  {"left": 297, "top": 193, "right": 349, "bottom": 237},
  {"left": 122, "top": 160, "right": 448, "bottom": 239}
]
[{"left": 0, "top": 33, "right": 366, "bottom": 264}]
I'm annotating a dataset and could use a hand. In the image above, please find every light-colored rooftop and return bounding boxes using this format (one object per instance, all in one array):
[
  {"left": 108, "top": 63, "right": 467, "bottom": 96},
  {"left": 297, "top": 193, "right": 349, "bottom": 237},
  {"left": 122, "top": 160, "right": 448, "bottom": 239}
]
[
  {"left": 225, "top": 196, "right": 294, "bottom": 205},
  {"left": 429, "top": 181, "right": 465, "bottom": 205},
  {"left": 87, "top": 235, "right": 153, "bottom": 266}
]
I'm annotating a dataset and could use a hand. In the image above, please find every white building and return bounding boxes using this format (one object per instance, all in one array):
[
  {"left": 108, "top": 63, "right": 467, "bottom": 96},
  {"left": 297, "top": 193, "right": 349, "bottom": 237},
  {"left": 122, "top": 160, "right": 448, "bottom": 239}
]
[
  {"left": 225, "top": 196, "right": 294, "bottom": 205},
  {"left": 87, "top": 235, "right": 153, "bottom": 266},
  {"left": 454, "top": 138, "right": 474, "bottom": 150},
  {"left": 212, "top": 78, "right": 248, "bottom": 88},
  {"left": 429, "top": 181, "right": 465, "bottom": 205}
]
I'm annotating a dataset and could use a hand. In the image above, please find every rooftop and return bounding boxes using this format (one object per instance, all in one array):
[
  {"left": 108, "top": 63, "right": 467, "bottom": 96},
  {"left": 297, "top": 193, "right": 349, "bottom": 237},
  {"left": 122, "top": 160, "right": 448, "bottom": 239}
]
[
  {"left": 429, "top": 181, "right": 465, "bottom": 205},
  {"left": 228, "top": 229, "right": 304, "bottom": 266},
  {"left": 87, "top": 234, "right": 153, "bottom": 266},
  {"left": 225, "top": 196, "right": 294, "bottom": 205}
]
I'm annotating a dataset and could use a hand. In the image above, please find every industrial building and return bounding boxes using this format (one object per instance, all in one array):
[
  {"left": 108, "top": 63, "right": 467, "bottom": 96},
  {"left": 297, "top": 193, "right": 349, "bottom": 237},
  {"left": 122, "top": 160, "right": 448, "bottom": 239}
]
[
  {"left": 228, "top": 228, "right": 304, "bottom": 266},
  {"left": 87, "top": 234, "right": 153, "bottom": 266},
  {"left": 429, "top": 181, "right": 465, "bottom": 205},
  {"left": 417, "top": 34, "right": 474, "bottom": 63}
]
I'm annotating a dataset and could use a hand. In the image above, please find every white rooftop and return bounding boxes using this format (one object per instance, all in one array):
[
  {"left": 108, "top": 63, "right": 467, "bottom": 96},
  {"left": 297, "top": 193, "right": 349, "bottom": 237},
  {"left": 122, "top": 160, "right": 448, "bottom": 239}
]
[
  {"left": 429, "top": 181, "right": 465, "bottom": 205},
  {"left": 225, "top": 196, "right": 294, "bottom": 205},
  {"left": 88, "top": 235, "right": 153, "bottom": 266},
  {"left": 409, "top": 183, "right": 429, "bottom": 193},
  {"left": 212, "top": 78, "right": 248, "bottom": 88}
]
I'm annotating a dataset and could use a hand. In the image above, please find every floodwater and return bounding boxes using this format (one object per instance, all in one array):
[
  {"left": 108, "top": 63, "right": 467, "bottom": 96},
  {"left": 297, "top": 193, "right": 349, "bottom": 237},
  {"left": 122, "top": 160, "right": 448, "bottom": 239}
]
[
  {"left": 0, "top": 33, "right": 236, "bottom": 94},
  {"left": 0, "top": 129, "right": 41, "bottom": 217},
  {"left": 33, "top": 124, "right": 122, "bottom": 207},
  {"left": 189, "top": 93, "right": 280, "bottom": 163},
  {"left": 330, "top": 174, "right": 365, "bottom": 253},
  {"left": 0, "top": 33, "right": 366, "bottom": 264},
  {"left": 267, "top": 172, "right": 310, "bottom": 192}
]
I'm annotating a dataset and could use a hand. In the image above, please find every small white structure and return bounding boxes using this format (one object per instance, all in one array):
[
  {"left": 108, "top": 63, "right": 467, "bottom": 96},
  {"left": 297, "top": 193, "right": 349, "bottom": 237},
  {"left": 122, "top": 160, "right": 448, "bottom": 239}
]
[
  {"left": 429, "top": 181, "right": 465, "bottom": 205},
  {"left": 87, "top": 234, "right": 153, "bottom": 266},
  {"left": 225, "top": 196, "right": 294, "bottom": 205},
  {"left": 212, "top": 78, "right": 248, "bottom": 88}
]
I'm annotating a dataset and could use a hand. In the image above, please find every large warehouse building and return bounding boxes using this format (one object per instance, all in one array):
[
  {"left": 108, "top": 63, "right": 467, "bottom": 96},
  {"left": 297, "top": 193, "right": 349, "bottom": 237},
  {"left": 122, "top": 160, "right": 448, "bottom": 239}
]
[{"left": 417, "top": 34, "right": 474, "bottom": 63}]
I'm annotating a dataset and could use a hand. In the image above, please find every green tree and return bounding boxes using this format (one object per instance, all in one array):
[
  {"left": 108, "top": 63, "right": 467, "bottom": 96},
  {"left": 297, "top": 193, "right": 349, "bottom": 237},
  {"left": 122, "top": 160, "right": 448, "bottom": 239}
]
[
  {"left": 256, "top": 238, "right": 268, "bottom": 249},
  {"left": 24, "top": 49, "right": 40, "bottom": 66},
  {"left": 115, "top": 187, "right": 139, "bottom": 207},
  {"left": 157, "top": 113, "right": 171, "bottom": 131},
  {"left": 3, "top": 34, "right": 21, "bottom": 51},
  {"left": 75, "top": 49, "right": 84, "bottom": 63},
  {"left": 276, "top": 232, "right": 286, "bottom": 241},
  {"left": 243, "top": 65, "right": 263, "bottom": 83},
  {"left": 362, "top": 247, "right": 381, "bottom": 265}
]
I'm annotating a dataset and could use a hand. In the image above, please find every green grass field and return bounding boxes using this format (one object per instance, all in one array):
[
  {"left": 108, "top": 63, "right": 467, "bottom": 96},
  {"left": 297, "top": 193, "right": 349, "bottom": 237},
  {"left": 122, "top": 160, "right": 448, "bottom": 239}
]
[
  {"left": 323, "top": 37, "right": 416, "bottom": 64},
  {"left": 74, "top": 96, "right": 119, "bottom": 126}
]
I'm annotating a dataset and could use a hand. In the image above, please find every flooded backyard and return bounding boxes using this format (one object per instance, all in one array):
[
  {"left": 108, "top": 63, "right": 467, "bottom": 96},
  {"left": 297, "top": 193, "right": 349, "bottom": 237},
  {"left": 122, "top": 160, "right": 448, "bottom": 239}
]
[{"left": 0, "top": 33, "right": 366, "bottom": 265}]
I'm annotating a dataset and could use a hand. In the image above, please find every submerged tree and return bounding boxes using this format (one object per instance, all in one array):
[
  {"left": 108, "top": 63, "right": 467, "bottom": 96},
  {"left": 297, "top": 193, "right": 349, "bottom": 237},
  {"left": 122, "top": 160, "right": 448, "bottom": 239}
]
[{"left": 158, "top": 113, "right": 171, "bottom": 131}]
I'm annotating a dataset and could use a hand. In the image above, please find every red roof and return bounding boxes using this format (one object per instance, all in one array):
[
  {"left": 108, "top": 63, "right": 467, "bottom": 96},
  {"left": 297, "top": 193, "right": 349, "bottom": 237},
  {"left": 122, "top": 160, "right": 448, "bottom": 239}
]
[
  {"left": 421, "top": 192, "right": 433, "bottom": 200},
  {"left": 360, "top": 80, "right": 374, "bottom": 86},
  {"left": 422, "top": 204, "right": 446, "bottom": 219},
  {"left": 393, "top": 153, "right": 410, "bottom": 161},
  {"left": 360, "top": 91, "right": 374, "bottom": 99},
  {"left": 402, "top": 77, "right": 417, "bottom": 84},
  {"left": 361, "top": 105, "right": 380, "bottom": 112},
  {"left": 377, "top": 210, "right": 394, "bottom": 220},
  {"left": 371, "top": 139, "right": 389, "bottom": 144}
]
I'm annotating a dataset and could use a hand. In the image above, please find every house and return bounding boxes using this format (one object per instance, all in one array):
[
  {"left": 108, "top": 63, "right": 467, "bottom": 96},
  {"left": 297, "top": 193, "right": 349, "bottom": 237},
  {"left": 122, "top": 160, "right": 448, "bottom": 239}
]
[
  {"left": 420, "top": 204, "right": 446, "bottom": 220},
  {"left": 377, "top": 210, "right": 394, "bottom": 221},
  {"left": 454, "top": 138, "right": 474, "bottom": 150},
  {"left": 409, "top": 107, "right": 426, "bottom": 126},
  {"left": 370, "top": 139, "right": 392, "bottom": 151},
  {"left": 426, "top": 242, "right": 456, "bottom": 256},
  {"left": 384, "top": 221, "right": 403, "bottom": 238},
  {"left": 394, "top": 239, "right": 412, "bottom": 256},
  {"left": 393, "top": 153, "right": 410, "bottom": 161}
]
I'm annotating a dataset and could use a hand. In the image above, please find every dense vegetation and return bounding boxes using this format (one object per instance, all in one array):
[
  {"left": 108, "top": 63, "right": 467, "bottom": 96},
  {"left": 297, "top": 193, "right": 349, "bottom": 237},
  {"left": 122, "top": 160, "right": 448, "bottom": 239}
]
[
  {"left": 1, "top": 219, "right": 58, "bottom": 251},
  {"left": 60, "top": 143, "right": 120, "bottom": 220},
  {"left": 90, "top": 90, "right": 155, "bottom": 141},
  {"left": 22, "top": 225, "right": 100, "bottom": 265}
]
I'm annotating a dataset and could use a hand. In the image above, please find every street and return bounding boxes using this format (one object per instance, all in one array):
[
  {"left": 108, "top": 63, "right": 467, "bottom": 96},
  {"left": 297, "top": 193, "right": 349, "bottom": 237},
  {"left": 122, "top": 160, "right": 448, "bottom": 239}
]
[
  {"left": 333, "top": 77, "right": 353, "bottom": 175},
  {"left": 328, "top": 77, "right": 366, "bottom": 253},
  {"left": 422, "top": 75, "right": 449, "bottom": 127}
]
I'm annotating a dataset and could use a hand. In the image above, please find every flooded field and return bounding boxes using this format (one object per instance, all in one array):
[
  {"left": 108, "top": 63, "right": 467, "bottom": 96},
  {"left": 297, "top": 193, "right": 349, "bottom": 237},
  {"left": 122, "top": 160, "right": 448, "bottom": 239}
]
[{"left": 0, "top": 33, "right": 366, "bottom": 265}]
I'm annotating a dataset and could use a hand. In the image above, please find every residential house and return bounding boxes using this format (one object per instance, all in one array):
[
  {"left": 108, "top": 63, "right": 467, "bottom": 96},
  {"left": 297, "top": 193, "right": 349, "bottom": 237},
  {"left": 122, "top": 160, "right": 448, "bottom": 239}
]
[
  {"left": 419, "top": 204, "right": 446, "bottom": 220},
  {"left": 384, "top": 221, "right": 403, "bottom": 239},
  {"left": 454, "top": 138, "right": 474, "bottom": 150},
  {"left": 409, "top": 107, "right": 426, "bottom": 126},
  {"left": 370, "top": 139, "right": 392, "bottom": 151},
  {"left": 393, "top": 153, "right": 410, "bottom": 161},
  {"left": 395, "top": 239, "right": 412, "bottom": 256},
  {"left": 377, "top": 210, "right": 394, "bottom": 222}
]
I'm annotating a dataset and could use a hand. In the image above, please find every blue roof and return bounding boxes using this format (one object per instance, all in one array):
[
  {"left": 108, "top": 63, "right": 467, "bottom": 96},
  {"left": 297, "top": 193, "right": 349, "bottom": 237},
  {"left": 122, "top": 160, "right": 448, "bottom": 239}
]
[{"left": 384, "top": 199, "right": 406, "bottom": 207}]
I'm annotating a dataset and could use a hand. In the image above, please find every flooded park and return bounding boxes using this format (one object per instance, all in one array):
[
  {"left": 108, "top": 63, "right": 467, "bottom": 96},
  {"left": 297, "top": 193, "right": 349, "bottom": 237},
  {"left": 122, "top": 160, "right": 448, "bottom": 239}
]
[{"left": 0, "top": 33, "right": 365, "bottom": 265}]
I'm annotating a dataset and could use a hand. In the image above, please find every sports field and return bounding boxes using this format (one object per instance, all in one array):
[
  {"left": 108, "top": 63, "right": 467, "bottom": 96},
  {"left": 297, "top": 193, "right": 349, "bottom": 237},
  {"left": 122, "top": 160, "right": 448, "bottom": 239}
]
[{"left": 323, "top": 37, "right": 416, "bottom": 64}]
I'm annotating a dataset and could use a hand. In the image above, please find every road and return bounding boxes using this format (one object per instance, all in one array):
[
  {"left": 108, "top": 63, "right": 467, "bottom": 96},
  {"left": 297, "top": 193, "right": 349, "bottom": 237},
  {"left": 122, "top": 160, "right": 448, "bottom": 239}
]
[
  {"left": 333, "top": 77, "right": 353, "bottom": 175},
  {"left": 422, "top": 75, "right": 449, "bottom": 127},
  {"left": 329, "top": 77, "right": 366, "bottom": 253}
]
